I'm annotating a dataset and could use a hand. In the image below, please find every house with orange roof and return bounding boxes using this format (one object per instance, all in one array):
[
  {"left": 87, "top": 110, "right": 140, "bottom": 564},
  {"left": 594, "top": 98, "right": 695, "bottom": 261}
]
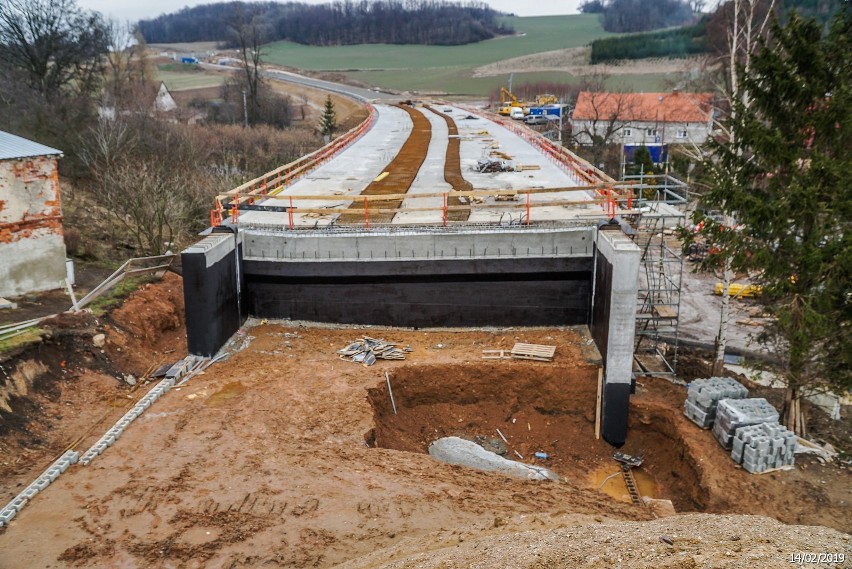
[{"left": 571, "top": 90, "right": 714, "bottom": 147}]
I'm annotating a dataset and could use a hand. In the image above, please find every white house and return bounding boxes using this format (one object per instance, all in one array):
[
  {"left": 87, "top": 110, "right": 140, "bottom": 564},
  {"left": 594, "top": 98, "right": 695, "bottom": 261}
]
[{"left": 154, "top": 81, "right": 178, "bottom": 112}]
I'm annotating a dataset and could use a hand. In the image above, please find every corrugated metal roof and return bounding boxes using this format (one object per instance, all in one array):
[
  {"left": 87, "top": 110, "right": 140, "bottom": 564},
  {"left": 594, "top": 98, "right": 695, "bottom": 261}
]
[{"left": 0, "top": 130, "right": 63, "bottom": 160}]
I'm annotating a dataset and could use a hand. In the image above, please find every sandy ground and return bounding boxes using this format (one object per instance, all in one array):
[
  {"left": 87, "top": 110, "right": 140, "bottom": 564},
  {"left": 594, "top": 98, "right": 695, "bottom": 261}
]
[{"left": 0, "top": 276, "right": 849, "bottom": 567}]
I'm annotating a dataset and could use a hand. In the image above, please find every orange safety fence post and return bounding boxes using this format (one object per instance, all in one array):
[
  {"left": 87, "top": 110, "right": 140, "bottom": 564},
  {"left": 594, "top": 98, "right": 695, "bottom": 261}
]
[
  {"left": 526, "top": 191, "right": 531, "bottom": 226},
  {"left": 288, "top": 196, "right": 294, "bottom": 230},
  {"left": 230, "top": 202, "right": 239, "bottom": 223},
  {"left": 442, "top": 193, "right": 447, "bottom": 227},
  {"left": 364, "top": 197, "right": 369, "bottom": 229}
]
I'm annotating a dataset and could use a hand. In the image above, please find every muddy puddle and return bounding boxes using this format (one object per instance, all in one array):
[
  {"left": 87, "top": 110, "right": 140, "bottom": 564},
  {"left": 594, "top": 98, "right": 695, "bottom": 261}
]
[
  {"left": 589, "top": 465, "right": 660, "bottom": 504},
  {"left": 205, "top": 382, "right": 247, "bottom": 406}
]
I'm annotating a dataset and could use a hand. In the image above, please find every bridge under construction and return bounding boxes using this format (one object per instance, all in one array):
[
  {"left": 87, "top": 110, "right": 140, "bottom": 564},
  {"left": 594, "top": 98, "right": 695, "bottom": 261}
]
[{"left": 181, "top": 100, "right": 686, "bottom": 446}]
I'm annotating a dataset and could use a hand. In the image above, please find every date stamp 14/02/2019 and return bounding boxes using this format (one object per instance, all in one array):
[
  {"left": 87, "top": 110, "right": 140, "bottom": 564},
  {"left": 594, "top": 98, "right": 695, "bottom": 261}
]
[{"left": 789, "top": 553, "right": 846, "bottom": 565}]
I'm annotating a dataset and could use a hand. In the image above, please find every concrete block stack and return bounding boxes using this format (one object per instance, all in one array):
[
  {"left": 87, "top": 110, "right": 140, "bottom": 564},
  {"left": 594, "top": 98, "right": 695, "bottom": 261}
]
[
  {"left": 712, "top": 397, "right": 779, "bottom": 449},
  {"left": 684, "top": 377, "right": 749, "bottom": 429},
  {"left": 731, "top": 422, "right": 797, "bottom": 473}
]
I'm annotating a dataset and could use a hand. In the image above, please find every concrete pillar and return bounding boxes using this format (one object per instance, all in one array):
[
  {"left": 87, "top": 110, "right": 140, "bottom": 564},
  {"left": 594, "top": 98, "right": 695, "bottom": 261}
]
[
  {"left": 182, "top": 230, "right": 244, "bottom": 357},
  {"left": 590, "top": 228, "right": 640, "bottom": 446}
]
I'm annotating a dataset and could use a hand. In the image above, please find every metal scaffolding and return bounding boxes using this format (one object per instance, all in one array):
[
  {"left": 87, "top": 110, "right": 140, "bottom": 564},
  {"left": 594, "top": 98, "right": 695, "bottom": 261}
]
[{"left": 623, "top": 174, "right": 688, "bottom": 376}]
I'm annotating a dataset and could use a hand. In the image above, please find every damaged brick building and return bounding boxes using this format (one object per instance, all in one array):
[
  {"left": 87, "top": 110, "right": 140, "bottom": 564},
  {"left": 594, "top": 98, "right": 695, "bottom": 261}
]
[{"left": 0, "top": 131, "right": 68, "bottom": 298}]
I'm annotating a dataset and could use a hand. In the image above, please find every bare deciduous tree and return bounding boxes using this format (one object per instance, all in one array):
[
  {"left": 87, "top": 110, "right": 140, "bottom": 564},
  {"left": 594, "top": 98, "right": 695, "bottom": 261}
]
[
  {"left": 229, "top": 10, "right": 265, "bottom": 126},
  {"left": 0, "top": 0, "right": 108, "bottom": 97},
  {"left": 570, "top": 76, "right": 639, "bottom": 171},
  {"left": 103, "top": 19, "right": 155, "bottom": 111}
]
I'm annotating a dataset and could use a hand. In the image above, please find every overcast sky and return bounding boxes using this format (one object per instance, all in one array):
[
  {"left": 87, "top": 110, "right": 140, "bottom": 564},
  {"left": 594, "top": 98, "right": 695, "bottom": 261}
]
[{"left": 77, "top": 0, "right": 583, "bottom": 22}]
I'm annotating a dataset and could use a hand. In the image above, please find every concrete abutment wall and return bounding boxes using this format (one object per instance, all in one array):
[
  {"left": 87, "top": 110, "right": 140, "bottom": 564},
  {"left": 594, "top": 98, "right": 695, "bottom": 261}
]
[
  {"left": 182, "top": 232, "right": 244, "bottom": 357},
  {"left": 181, "top": 225, "right": 640, "bottom": 443}
]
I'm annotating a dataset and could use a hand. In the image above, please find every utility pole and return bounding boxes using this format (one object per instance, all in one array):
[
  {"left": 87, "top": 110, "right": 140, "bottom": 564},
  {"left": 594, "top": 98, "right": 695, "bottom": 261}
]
[
  {"left": 558, "top": 98, "right": 563, "bottom": 145},
  {"left": 242, "top": 89, "right": 248, "bottom": 128}
]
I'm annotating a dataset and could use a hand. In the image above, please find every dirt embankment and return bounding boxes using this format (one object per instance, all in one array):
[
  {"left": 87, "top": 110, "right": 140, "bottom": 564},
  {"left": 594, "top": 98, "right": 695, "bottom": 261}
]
[
  {"left": 0, "top": 273, "right": 187, "bottom": 505},
  {"left": 0, "top": 307, "right": 848, "bottom": 566},
  {"left": 423, "top": 105, "right": 473, "bottom": 222}
]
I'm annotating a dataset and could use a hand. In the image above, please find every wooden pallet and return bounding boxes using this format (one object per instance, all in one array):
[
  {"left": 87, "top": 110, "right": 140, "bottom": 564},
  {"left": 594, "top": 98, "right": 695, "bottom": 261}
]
[
  {"left": 510, "top": 343, "right": 556, "bottom": 362},
  {"left": 481, "top": 349, "right": 512, "bottom": 360}
]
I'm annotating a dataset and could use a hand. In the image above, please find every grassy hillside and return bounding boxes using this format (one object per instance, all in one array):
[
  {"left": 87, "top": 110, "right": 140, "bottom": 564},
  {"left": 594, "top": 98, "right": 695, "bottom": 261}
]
[{"left": 258, "top": 14, "right": 675, "bottom": 95}]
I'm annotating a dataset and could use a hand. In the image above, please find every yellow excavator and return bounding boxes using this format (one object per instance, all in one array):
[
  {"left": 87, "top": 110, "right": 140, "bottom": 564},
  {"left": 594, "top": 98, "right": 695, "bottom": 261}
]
[
  {"left": 498, "top": 87, "right": 525, "bottom": 116},
  {"left": 535, "top": 93, "right": 559, "bottom": 106}
]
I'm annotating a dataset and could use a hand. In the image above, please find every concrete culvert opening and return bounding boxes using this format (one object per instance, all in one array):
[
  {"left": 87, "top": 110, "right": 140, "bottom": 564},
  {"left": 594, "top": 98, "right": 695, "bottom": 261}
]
[{"left": 366, "top": 363, "right": 706, "bottom": 512}]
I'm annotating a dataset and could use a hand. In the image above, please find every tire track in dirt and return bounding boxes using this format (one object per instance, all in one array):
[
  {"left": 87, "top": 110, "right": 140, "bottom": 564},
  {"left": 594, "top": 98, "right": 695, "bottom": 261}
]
[
  {"left": 337, "top": 104, "right": 432, "bottom": 225},
  {"left": 424, "top": 105, "right": 472, "bottom": 222}
]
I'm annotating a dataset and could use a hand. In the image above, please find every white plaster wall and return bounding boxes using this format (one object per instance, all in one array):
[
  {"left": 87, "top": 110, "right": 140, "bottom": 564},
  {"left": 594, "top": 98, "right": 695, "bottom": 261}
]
[{"left": 0, "top": 229, "right": 67, "bottom": 298}]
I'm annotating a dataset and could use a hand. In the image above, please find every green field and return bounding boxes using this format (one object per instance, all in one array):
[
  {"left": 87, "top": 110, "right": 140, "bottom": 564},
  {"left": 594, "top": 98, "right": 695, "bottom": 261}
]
[
  {"left": 258, "top": 14, "right": 678, "bottom": 96},
  {"left": 156, "top": 65, "right": 227, "bottom": 91},
  {"left": 264, "top": 15, "right": 610, "bottom": 71}
]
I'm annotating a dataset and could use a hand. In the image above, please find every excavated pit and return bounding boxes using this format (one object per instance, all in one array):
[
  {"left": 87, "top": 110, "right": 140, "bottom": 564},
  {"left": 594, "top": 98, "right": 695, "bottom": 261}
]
[{"left": 367, "top": 363, "right": 706, "bottom": 512}]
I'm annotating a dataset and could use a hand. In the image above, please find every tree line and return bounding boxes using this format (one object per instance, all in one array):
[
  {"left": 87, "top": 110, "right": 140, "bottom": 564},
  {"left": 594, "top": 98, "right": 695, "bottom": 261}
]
[
  {"left": 580, "top": 0, "right": 696, "bottom": 33},
  {"left": 589, "top": 21, "right": 707, "bottom": 62},
  {"left": 138, "top": 1, "right": 512, "bottom": 46},
  {"left": 585, "top": 0, "right": 840, "bottom": 63}
]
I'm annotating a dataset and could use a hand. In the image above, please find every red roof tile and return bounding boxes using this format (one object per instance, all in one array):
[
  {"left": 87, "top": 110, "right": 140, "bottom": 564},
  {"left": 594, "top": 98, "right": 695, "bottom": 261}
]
[{"left": 572, "top": 91, "right": 713, "bottom": 123}]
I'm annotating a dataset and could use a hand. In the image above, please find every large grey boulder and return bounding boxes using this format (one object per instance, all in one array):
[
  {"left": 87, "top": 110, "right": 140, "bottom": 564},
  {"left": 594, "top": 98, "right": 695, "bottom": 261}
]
[{"left": 428, "top": 436, "right": 559, "bottom": 481}]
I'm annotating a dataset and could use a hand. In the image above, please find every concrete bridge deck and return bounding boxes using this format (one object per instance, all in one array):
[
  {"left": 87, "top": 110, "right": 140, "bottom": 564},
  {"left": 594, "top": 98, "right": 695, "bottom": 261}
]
[{"left": 234, "top": 103, "right": 601, "bottom": 228}]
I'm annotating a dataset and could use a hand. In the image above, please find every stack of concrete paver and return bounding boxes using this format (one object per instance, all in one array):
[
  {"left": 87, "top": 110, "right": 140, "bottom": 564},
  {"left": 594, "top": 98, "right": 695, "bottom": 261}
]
[
  {"left": 712, "top": 397, "right": 780, "bottom": 449},
  {"left": 731, "top": 422, "right": 797, "bottom": 473},
  {"left": 684, "top": 377, "right": 749, "bottom": 429}
]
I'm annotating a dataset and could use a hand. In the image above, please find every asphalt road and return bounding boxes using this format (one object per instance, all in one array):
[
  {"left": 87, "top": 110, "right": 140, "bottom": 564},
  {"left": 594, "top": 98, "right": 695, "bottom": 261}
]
[{"left": 203, "top": 62, "right": 398, "bottom": 102}]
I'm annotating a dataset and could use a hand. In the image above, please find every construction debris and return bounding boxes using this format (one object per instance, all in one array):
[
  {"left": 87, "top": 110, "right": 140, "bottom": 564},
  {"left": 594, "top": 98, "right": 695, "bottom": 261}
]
[
  {"left": 337, "top": 337, "right": 410, "bottom": 365},
  {"left": 795, "top": 438, "right": 839, "bottom": 461},
  {"left": 494, "top": 193, "right": 517, "bottom": 202},
  {"left": 515, "top": 164, "right": 541, "bottom": 171},
  {"left": 684, "top": 376, "right": 749, "bottom": 429},
  {"left": 476, "top": 159, "right": 513, "bottom": 173}
]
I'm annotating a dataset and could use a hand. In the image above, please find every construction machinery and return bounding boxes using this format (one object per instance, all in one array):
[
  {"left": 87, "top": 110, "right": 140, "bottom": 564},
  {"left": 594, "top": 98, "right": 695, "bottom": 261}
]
[
  {"left": 714, "top": 282, "right": 762, "bottom": 298},
  {"left": 535, "top": 93, "right": 559, "bottom": 106},
  {"left": 498, "top": 87, "right": 525, "bottom": 116}
]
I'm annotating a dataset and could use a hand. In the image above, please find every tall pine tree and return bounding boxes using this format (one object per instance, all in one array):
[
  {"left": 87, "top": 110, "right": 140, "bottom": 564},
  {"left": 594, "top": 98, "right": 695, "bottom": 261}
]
[
  {"left": 699, "top": 9, "right": 851, "bottom": 434},
  {"left": 319, "top": 95, "right": 337, "bottom": 142}
]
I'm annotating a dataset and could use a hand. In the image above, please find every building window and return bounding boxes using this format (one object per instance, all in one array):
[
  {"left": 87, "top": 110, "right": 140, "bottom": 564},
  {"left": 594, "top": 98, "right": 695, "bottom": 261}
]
[
  {"left": 676, "top": 129, "right": 688, "bottom": 139},
  {"left": 646, "top": 128, "right": 657, "bottom": 136},
  {"left": 623, "top": 128, "right": 632, "bottom": 137}
]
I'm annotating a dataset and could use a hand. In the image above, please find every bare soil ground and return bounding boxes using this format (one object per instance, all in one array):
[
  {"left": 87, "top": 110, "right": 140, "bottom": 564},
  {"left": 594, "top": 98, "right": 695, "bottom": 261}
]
[
  {"left": 472, "top": 46, "right": 712, "bottom": 79},
  {"left": 0, "top": 275, "right": 849, "bottom": 567}
]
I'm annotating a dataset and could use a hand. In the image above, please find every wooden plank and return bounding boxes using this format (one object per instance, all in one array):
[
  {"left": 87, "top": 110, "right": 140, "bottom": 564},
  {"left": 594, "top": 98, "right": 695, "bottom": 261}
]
[
  {"left": 231, "top": 183, "right": 620, "bottom": 203},
  {"left": 653, "top": 305, "right": 678, "bottom": 319},
  {"left": 595, "top": 368, "right": 603, "bottom": 440}
]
